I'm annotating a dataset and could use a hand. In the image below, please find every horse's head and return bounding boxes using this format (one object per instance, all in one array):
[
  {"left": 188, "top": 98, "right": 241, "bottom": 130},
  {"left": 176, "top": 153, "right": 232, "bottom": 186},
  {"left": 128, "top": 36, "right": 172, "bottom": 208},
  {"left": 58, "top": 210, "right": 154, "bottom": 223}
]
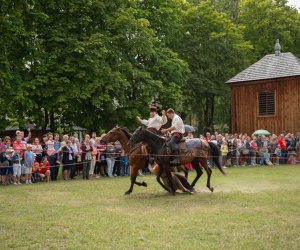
[
  {"left": 128, "top": 127, "right": 144, "bottom": 148},
  {"left": 101, "top": 126, "right": 121, "bottom": 144}
]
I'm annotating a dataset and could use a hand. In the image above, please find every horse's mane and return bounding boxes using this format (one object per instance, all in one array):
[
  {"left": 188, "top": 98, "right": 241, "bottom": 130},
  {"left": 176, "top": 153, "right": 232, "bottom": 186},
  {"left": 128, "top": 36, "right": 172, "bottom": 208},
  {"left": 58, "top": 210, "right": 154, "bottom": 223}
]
[
  {"left": 143, "top": 129, "right": 166, "bottom": 143},
  {"left": 120, "top": 127, "right": 132, "bottom": 139}
]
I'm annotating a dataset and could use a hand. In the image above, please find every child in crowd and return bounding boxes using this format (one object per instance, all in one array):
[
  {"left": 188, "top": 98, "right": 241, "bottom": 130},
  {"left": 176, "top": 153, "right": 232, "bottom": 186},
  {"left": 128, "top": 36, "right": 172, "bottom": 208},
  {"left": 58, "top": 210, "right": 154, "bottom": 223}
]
[
  {"left": 274, "top": 145, "right": 281, "bottom": 165},
  {"left": 260, "top": 146, "right": 273, "bottom": 166},
  {"left": 32, "top": 161, "right": 40, "bottom": 182},
  {"left": 6, "top": 146, "right": 14, "bottom": 184},
  {"left": 39, "top": 157, "right": 51, "bottom": 182},
  {"left": 12, "top": 149, "right": 22, "bottom": 185},
  {"left": 0, "top": 145, "right": 9, "bottom": 185},
  {"left": 24, "top": 145, "right": 34, "bottom": 184}
]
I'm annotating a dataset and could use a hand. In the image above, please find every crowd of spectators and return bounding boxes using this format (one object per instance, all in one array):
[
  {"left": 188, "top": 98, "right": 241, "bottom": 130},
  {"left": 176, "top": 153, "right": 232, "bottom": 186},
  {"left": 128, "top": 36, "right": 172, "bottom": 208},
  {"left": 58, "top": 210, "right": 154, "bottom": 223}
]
[
  {"left": 0, "top": 129, "right": 299, "bottom": 186},
  {"left": 198, "top": 131, "right": 300, "bottom": 168},
  {"left": 0, "top": 130, "right": 129, "bottom": 186}
]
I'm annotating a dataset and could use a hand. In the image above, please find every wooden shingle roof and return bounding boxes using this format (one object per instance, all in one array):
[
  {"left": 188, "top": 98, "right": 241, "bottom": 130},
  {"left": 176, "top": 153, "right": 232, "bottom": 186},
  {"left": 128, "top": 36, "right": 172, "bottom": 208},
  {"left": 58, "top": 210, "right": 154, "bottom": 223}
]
[{"left": 226, "top": 52, "right": 300, "bottom": 84}]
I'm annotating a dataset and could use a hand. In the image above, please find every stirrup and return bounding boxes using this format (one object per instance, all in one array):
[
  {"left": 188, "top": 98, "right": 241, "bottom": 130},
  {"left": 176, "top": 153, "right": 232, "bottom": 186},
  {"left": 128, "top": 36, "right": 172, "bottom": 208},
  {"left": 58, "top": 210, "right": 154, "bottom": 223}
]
[{"left": 170, "top": 157, "right": 180, "bottom": 165}]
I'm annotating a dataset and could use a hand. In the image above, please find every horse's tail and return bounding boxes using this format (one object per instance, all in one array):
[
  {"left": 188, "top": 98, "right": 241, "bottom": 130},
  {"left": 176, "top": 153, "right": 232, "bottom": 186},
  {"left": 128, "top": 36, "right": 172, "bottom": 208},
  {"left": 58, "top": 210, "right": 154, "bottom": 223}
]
[{"left": 208, "top": 142, "right": 226, "bottom": 176}]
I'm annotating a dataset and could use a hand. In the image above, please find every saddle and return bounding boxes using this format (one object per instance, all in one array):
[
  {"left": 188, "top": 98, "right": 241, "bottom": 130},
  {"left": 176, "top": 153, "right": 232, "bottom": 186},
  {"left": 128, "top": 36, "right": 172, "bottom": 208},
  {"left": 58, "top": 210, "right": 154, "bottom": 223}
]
[
  {"left": 162, "top": 136, "right": 208, "bottom": 155},
  {"left": 170, "top": 138, "right": 209, "bottom": 153},
  {"left": 162, "top": 136, "right": 186, "bottom": 143}
]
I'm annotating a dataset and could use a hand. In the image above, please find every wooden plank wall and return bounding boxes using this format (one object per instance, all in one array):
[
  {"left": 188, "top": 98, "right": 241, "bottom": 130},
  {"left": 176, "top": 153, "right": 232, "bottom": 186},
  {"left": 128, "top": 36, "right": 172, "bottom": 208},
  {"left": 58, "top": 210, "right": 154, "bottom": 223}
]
[{"left": 230, "top": 76, "right": 300, "bottom": 135}]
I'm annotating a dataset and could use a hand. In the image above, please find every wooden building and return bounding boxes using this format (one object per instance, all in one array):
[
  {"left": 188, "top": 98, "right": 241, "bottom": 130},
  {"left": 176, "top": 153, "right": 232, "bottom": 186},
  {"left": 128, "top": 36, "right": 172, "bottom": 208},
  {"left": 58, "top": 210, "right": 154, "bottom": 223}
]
[{"left": 227, "top": 40, "right": 300, "bottom": 135}]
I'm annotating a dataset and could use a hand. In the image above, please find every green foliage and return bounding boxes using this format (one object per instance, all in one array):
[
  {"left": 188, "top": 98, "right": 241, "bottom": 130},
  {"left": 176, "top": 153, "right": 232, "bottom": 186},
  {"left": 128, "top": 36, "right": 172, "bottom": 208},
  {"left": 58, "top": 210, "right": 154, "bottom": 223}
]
[
  {"left": 179, "top": 0, "right": 252, "bottom": 131},
  {"left": 0, "top": 0, "right": 189, "bottom": 131},
  {"left": 239, "top": 0, "right": 300, "bottom": 60},
  {"left": 0, "top": 0, "right": 299, "bottom": 132}
]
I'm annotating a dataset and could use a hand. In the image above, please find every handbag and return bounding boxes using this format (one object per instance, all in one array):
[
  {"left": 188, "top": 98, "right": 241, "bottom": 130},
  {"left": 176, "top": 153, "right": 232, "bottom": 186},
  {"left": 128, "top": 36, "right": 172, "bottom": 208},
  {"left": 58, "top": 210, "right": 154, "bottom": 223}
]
[
  {"left": 85, "top": 153, "right": 92, "bottom": 161},
  {"left": 242, "top": 149, "right": 250, "bottom": 154},
  {"left": 275, "top": 148, "right": 281, "bottom": 157},
  {"left": 0, "top": 152, "right": 9, "bottom": 167},
  {"left": 0, "top": 160, "right": 9, "bottom": 167}
]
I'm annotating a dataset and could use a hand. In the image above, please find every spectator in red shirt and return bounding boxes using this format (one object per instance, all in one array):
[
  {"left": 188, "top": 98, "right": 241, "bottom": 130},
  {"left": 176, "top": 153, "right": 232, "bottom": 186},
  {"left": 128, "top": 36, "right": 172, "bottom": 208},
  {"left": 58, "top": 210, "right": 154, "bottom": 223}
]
[
  {"left": 278, "top": 134, "right": 286, "bottom": 151},
  {"left": 39, "top": 157, "right": 50, "bottom": 182},
  {"left": 13, "top": 136, "right": 26, "bottom": 158},
  {"left": 278, "top": 134, "right": 287, "bottom": 164},
  {"left": 205, "top": 132, "right": 211, "bottom": 141}
]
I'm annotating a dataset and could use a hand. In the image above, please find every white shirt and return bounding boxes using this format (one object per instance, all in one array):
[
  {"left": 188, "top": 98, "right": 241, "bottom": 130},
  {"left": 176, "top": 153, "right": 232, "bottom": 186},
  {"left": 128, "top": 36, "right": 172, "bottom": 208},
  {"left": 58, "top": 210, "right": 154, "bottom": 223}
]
[
  {"left": 141, "top": 114, "right": 167, "bottom": 130},
  {"left": 71, "top": 143, "right": 79, "bottom": 156},
  {"left": 171, "top": 114, "right": 185, "bottom": 134},
  {"left": 46, "top": 140, "right": 55, "bottom": 156},
  {"left": 32, "top": 144, "right": 43, "bottom": 154},
  {"left": 210, "top": 139, "right": 218, "bottom": 145}
]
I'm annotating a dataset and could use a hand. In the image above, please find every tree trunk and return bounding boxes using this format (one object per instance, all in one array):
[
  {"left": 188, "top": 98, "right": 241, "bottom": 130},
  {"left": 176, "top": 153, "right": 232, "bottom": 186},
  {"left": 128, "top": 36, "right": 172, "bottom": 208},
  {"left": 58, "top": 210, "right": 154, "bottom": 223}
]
[
  {"left": 196, "top": 102, "right": 204, "bottom": 133},
  {"left": 203, "top": 94, "right": 215, "bottom": 133},
  {"left": 49, "top": 111, "right": 55, "bottom": 131},
  {"left": 42, "top": 108, "right": 49, "bottom": 131}
]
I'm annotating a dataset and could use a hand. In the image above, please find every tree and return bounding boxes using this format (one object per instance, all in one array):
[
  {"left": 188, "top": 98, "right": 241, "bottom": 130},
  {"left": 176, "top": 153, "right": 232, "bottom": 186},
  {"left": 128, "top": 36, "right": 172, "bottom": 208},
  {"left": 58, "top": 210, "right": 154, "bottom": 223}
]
[
  {"left": 0, "top": 0, "right": 189, "bottom": 131},
  {"left": 238, "top": 0, "right": 300, "bottom": 61},
  {"left": 179, "top": 0, "right": 252, "bottom": 132},
  {"left": 0, "top": 0, "right": 33, "bottom": 129}
]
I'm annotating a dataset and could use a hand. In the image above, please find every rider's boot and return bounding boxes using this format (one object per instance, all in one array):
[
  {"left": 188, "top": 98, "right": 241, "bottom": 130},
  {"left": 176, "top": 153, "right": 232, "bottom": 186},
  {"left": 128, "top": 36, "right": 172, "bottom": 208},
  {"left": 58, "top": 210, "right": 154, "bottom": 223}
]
[{"left": 170, "top": 150, "right": 180, "bottom": 165}]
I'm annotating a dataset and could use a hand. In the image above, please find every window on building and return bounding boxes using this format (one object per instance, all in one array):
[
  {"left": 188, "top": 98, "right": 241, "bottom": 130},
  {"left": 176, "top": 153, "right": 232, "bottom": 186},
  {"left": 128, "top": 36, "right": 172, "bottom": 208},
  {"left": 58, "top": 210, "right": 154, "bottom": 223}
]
[{"left": 258, "top": 91, "right": 275, "bottom": 116}]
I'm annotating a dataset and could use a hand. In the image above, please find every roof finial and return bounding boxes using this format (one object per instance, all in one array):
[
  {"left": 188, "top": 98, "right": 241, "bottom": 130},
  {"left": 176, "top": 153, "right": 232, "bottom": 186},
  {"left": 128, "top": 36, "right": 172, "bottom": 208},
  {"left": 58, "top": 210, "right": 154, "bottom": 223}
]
[{"left": 275, "top": 39, "right": 281, "bottom": 56}]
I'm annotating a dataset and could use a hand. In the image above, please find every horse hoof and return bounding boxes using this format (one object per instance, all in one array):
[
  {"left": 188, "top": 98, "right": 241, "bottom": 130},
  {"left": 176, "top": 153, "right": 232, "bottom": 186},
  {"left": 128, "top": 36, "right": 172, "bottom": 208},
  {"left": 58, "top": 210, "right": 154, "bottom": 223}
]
[
  {"left": 191, "top": 188, "right": 197, "bottom": 193},
  {"left": 124, "top": 191, "right": 131, "bottom": 195},
  {"left": 142, "top": 182, "right": 147, "bottom": 187},
  {"left": 210, "top": 187, "right": 214, "bottom": 192}
]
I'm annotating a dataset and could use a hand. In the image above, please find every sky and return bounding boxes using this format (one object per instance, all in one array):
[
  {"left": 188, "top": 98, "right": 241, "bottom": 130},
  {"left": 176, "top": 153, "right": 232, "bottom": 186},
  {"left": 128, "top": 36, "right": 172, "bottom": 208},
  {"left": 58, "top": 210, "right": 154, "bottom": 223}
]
[{"left": 288, "top": 0, "right": 300, "bottom": 9}]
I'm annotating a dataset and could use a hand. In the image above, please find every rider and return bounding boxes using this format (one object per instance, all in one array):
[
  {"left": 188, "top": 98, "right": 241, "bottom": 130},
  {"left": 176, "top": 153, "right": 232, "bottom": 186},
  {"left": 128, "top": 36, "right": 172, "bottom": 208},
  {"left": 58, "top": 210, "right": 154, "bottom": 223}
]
[
  {"left": 137, "top": 105, "right": 167, "bottom": 133},
  {"left": 161, "top": 108, "right": 185, "bottom": 164}
]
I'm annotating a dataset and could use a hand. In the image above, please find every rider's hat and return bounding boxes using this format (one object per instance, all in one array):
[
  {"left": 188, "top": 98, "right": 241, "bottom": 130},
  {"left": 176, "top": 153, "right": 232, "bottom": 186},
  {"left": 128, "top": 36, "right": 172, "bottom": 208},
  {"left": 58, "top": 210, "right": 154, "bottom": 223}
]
[{"left": 149, "top": 105, "right": 157, "bottom": 113}]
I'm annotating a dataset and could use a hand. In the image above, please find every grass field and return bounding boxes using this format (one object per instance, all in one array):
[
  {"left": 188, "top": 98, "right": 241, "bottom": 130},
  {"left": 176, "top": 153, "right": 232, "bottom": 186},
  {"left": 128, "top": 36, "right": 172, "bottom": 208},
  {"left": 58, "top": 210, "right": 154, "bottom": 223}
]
[{"left": 0, "top": 165, "right": 300, "bottom": 250}]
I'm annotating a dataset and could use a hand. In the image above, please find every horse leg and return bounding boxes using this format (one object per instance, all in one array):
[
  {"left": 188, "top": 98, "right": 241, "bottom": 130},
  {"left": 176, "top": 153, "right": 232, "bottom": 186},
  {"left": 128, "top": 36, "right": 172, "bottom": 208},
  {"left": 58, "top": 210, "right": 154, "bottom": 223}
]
[
  {"left": 134, "top": 180, "right": 147, "bottom": 187},
  {"left": 200, "top": 158, "right": 214, "bottom": 192},
  {"left": 134, "top": 157, "right": 147, "bottom": 187},
  {"left": 176, "top": 174, "right": 193, "bottom": 192},
  {"left": 183, "top": 166, "right": 189, "bottom": 179},
  {"left": 165, "top": 165, "right": 176, "bottom": 195},
  {"left": 177, "top": 165, "right": 188, "bottom": 179},
  {"left": 156, "top": 164, "right": 172, "bottom": 193},
  {"left": 125, "top": 165, "right": 139, "bottom": 195},
  {"left": 190, "top": 159, "right": 203, "bottom": 188}
]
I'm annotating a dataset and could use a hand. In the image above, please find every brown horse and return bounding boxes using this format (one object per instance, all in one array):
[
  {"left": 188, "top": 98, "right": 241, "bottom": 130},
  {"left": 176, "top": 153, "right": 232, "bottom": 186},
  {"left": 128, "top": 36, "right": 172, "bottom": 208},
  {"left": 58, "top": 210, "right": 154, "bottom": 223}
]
[
  {"left": 101, "top": 127, "right": 149, "bottom": 195},
  {"left": 128, "top": 127, "right": 226, "bottom": 194},
  {"left": 101, "top": 126, "right": 188, "bottom": 195}
]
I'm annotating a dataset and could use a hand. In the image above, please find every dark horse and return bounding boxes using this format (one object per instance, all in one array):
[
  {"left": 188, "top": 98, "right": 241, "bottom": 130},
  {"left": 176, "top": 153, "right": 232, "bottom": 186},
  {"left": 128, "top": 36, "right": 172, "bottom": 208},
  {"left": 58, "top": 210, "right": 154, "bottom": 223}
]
[
  {"left": 101, "top": 126, "right": 188, "bottom": 195},
  {"left": 128, "top": 127, "right": 226, "bottom": 194}
]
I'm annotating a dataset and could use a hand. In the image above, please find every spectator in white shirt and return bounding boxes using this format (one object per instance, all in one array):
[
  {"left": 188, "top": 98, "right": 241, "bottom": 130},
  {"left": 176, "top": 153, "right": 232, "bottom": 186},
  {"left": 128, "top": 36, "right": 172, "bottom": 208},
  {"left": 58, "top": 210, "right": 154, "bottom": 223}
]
[{"left": 16, "top": 129, "right": 31, "bottom": 143}]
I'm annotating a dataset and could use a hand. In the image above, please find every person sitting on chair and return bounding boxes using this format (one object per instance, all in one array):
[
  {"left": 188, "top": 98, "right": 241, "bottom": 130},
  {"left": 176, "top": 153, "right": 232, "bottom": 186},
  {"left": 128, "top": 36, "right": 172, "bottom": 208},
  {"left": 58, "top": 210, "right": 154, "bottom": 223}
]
[
  {"left": 161, "top": 108, "right": 185, "bottom": 164},
  {"left": 136, "top": 105, "right": 167, "bottom": 133}
]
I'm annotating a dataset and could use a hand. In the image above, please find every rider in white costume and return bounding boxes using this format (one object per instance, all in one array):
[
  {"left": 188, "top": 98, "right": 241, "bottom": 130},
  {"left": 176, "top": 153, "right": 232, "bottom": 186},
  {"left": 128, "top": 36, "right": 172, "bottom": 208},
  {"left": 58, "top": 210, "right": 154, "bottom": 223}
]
[{"left": 137, "top": 106, "right": 167, "bottom": 133}]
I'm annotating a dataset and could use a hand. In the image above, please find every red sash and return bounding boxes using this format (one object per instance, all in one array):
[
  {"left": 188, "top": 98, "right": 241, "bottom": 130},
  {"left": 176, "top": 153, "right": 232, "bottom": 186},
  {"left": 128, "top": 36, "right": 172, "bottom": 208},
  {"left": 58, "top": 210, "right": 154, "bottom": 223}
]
[
  {"left": 147, "top": 127, "right": 157, "bottom": 133},
  {"left": 173, "top": 132, "right": 183, "bottom": 139}
]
